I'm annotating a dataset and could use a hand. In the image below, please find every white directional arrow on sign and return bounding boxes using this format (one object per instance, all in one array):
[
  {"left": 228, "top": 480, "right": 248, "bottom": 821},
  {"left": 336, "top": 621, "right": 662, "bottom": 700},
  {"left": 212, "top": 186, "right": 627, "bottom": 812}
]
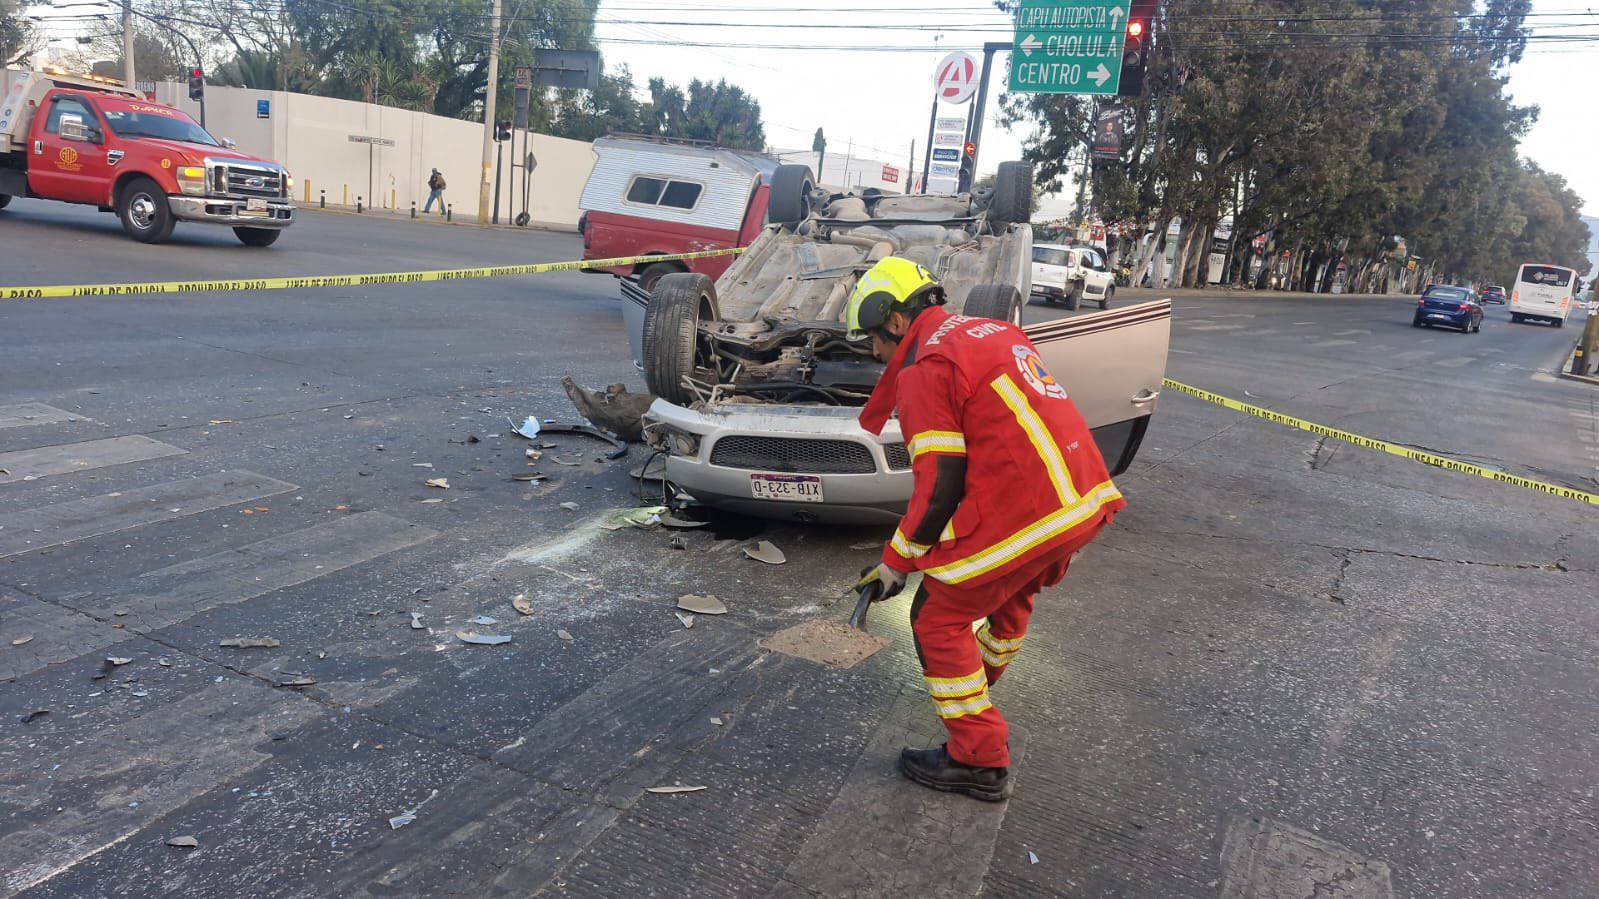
[
  {"left": 1088, "top": 63, "right": 1112, "bottom": 87},
  {"left": 1020, "top": 34, "right": 1042, "bottom": 57},
  {"left": 1109, "top": 6, "right": 1124, "bottom": 28}
]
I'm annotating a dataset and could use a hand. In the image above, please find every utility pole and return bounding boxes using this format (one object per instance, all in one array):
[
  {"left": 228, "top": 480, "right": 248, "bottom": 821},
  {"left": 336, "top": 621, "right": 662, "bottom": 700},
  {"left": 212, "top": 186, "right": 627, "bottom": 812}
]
[
  {"left": 476, "top": 0, "right": 503, "bottom": 226},
  {"left": 121, "top": 0, "right": 135, "bottom": 87}
]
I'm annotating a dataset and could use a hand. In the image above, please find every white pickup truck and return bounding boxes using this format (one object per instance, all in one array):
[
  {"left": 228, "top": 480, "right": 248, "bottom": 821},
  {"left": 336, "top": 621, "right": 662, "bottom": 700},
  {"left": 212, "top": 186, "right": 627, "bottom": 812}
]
[{"left": 1031, "top": 242, "right": 1115, "bottom": 310}]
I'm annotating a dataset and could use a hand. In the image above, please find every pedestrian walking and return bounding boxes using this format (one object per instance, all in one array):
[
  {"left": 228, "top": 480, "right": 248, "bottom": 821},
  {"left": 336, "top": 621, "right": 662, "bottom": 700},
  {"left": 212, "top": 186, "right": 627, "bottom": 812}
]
[
  {"left": 848, "top": 257, "right": 1124, "bottom": 802},
  {"left": 424, "top": 168, "right": 446, "bottom": 214}
]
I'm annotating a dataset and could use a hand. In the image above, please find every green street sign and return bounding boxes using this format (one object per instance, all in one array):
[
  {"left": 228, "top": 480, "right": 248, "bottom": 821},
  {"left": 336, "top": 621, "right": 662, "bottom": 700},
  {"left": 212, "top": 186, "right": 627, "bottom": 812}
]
[{"left": 1009, "top": 0, "right": 1133, "bottom": 96}]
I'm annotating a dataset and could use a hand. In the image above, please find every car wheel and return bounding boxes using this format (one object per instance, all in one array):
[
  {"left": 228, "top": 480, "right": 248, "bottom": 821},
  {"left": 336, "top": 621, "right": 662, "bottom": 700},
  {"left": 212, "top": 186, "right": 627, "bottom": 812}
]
[
  {"left": 1101, "top": 286, "right": 1113, "bottom": 310},
  {"left": 1412, "top": 318, "right": 1423, "bottom": 327},
  {"left": 1510, "top": 313, "right": 1522, "bottom": 323},
  {"left": 643, "top": 272, "right": 717, "bottom": 406},
  {"left": 233, "top": 227, "right": 281, "bottom": 247},
  {"left": 768, "top": 164, "right": 815, "bottom": 228},
  {"left": 1064, "top": 282, "right": 1082, "bottom": 311},
  {"left": 1554, "top": 317, "right": 1565, "bottom": 328},
  {"left": 986, "top": 161, "right": 1033, "bottom": 229},
  {"left": 962, "top": 284, "right": 1023, "bottom": 325},
  {"left": 635, "top": 262, "right": 680, "bottom": 294},
  {"left": 0, "top": 193, "right": 11, "bottom": 210},
  {"left": 117, "top": 176, "right": 175, "bottom": 244}
]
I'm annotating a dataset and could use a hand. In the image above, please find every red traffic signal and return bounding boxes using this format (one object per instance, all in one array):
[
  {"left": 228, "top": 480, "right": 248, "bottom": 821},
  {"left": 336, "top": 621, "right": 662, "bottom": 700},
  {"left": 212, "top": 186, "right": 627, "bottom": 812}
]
[{"left": 1127, "top": 20, "right": 1144, "bottom": 38}]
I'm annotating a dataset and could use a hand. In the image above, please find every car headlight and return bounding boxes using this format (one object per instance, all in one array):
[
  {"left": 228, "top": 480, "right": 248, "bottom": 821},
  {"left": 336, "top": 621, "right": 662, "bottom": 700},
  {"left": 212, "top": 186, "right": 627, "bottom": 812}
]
[
  {"left": 176, "top": 165, "right": 207, "bottom": 196},
  {"left": 284, "top": 173, "right": 294, "bottom": 197}
]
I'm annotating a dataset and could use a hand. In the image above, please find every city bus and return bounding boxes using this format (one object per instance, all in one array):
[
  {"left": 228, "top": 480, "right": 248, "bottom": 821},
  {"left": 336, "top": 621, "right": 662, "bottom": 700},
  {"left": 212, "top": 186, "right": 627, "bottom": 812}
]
[{"left": 1510, "top": 262, "right": 1578, "bottom": 327}]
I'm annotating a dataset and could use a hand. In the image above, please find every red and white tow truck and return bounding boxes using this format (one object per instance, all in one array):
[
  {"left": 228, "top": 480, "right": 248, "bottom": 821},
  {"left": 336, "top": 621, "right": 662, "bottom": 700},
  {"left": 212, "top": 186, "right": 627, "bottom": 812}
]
[{"left": 0, "top": 67, "right": 293, "bottom": 245}]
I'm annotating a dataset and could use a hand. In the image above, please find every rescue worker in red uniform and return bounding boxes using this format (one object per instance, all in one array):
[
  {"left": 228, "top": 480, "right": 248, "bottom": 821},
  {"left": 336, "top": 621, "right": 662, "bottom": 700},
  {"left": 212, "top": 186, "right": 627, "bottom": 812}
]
[{"left": 848, "top": 257, "right": 1125, "bottom": 801}]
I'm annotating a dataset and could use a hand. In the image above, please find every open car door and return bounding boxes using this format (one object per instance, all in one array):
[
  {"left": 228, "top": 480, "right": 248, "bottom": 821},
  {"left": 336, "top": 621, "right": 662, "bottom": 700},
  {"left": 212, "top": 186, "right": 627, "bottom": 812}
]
[{"left": 1024, "top": 299, "right": 1172, "bottom": 475}]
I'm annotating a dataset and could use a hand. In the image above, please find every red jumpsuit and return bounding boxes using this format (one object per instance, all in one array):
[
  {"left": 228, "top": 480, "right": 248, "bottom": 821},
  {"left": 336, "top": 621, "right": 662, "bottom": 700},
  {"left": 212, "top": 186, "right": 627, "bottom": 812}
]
[{"left": 860, "top": 306, "right": 1124, "bottom": 769}]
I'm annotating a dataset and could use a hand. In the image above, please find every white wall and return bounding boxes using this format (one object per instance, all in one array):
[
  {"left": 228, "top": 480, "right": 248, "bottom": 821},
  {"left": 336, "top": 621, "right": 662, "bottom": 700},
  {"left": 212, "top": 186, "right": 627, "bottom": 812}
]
[
  {"left": 150, "top": 82, "right": 595, "bottom": 228},
  {"left": 773, "top": 147, "right": 909, "bottom": 194}
]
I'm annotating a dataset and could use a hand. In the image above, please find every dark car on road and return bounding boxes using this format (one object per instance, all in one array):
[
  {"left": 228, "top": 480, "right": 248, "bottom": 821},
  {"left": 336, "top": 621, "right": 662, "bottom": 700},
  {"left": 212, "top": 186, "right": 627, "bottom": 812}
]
[
  {"left": 1478, "top": 285, "right": 1507, "bottom": 304},
  {"left": 1413, "top": 285, "right": 1483, "bottom": 333}
]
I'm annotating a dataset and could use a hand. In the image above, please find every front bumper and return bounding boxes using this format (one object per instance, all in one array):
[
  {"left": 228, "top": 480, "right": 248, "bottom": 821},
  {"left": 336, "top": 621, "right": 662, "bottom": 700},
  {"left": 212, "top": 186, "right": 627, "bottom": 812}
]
[
  {"left": 168, "top": 196, "right": 294, "bottom": 228},
  {"left": 644, "top": 399, "right": 912, "bottom": 524}
]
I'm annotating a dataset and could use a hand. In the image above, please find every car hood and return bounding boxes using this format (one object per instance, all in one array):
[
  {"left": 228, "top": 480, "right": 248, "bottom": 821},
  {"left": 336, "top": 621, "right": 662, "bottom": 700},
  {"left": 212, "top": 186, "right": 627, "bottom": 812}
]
[{"left": 138, "top": 139, "right": 279, "bottom": 168}]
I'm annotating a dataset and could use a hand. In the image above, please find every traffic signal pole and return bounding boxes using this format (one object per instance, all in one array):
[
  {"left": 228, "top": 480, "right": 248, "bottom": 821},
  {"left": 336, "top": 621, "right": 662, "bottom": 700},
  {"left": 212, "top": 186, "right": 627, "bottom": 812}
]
[
  {"left": 477, "top": 0, "right": 503, "bottom": 226},
  {"left": 121, "top": 0, "right": 135, "bottom": 88},
  {"left": 963, "top": 41, "right": 1012, "bottom": 189}
]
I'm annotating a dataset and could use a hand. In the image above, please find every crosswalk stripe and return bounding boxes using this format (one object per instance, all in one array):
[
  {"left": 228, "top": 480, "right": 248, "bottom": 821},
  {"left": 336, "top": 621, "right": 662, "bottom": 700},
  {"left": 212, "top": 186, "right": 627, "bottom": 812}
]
[
  {"left": 0, "top": 436, "right": 185, "bottom": 484},
  {"left": 0, "top": 471, "right": 297, "bottom": 560},
  {"left": 0, "top": 403, "right": 85, "bottom": 430},
  {"left": 62, "top": 512, "right": 437, "bottom": 629}
]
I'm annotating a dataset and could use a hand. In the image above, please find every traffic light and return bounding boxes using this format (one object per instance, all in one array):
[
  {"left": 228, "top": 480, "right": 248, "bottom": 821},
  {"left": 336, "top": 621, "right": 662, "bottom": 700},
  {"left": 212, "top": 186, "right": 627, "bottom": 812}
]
[
  {"left": 494, "top": 120, "right": 512, "bottom": 142},
  {"left": 187, "top": 67, "right": 204, "bottom": 101},
  {"left": 1118, "top": 0, "right": 1158, "bottom": 97},
  {"left": 958, "top": 141, "right": 977, "bottom": 192}
]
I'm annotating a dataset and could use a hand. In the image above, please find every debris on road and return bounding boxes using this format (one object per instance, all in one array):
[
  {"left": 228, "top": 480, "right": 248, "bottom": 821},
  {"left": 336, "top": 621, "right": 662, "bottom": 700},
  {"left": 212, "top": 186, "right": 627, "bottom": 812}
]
[
  {"left": 218, "top": 638, "right": 280, "bottom": 649},
  {"left": 760, "top": 620, "right": 890, "bottom": 669},
  {"left": 630, "top": 455, "right": 667, "bottom": 482},
  {"left": 1028, "top": 850, "right": 1039, "bottom": 864},
  {"left": 551, "top": 456, "right": 580, "bottom": 466},
  {"left": 526, "top": 447, "right": 542, "bottom": 461},
  {"left": 512, "top": 594, "right": 535, "bottom": 616},
  {"left": 661, "top": 515, "right": 708, "bottom": 529},
  {"left": 21, "top": 710, "right": 48, "bottom": 724},
  {"left": 412, "top": 462, "right": 434, "bottom": 469},
  {"left": 744, "top": 541, "right": 786, "bottom": 565},
  {"left": 388, "top": 789, "right": 439, "bottom": 830},
  {"left": 556, "top": 629, "right": 574, "bottom": 642},
  {"left": 419, "top": 498, "right": 446, "bottom": 504},
  {"left": 677, "top": 594, "right": 727, "bottom": 615},
  {"left": 166, "top": 835, "right": 199, "bottom": 849},
  {"left": 510, "top": 416, "right": 541, "bottom": 440},
  {"left": 469, "top": 615, "right": 498, "bottom": 626},
  {"left": 539, "top": 422, "right": 629, "bottom": 460},
  {"left": 512, "top": 473, "right": 544, "bottom": 482},
  {"left": 560, "top": 502, "right": 580, "bottom": 511},
  {"left": 645, "top": 784, "right": 706, "bottom": 794},
  {"left": 850, "top": 541, "right": 879, "bottom": 551},
  {"left": 410, "top": 613, "right": 426, "bottom": 630},
  {"left": 710, "top": 717, "right": 724, "bottom": 726},
  {"left": 674, "top": 611, "right": 695, "bottom": 629},
  {"left": 273, "top": 673, "right": 317, "bottom": 688},
  {"left": 561, "top": 376, "right": 655, "bottom": 442},
  {"left": 11, "top": 635, "right": 34, "bottom": 646},
  {"left": 105, "top": 656, "right": 132, "bottom": 666},
  {"left": 424, "top": 478, "right": 450, "bottom": 489},
  {"left": 456, "top": 631, "right": 512, "bottom": 646}
]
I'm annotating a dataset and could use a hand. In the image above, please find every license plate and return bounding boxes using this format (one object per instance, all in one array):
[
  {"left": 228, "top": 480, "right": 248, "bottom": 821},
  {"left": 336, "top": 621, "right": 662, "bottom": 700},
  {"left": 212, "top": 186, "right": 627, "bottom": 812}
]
[
  {"left": 750, "top": 473, "right": 823, "bottom": 503},
  {"left": 244, "top": 198, "right": 268, "bottom": 214},
  {"left": 1428, "top": 313, "right": 1450, "bottom": 320}
]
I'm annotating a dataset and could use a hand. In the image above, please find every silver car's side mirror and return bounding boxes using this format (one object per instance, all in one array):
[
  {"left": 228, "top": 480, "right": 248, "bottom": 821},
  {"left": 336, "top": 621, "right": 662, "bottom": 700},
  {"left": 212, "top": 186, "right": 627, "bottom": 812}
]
[
  {"left": 58, "top": 113, "right": 92, "bottom": 143},
  {"left": 220, "top": 136, "right": 238, "bottom": 149}
]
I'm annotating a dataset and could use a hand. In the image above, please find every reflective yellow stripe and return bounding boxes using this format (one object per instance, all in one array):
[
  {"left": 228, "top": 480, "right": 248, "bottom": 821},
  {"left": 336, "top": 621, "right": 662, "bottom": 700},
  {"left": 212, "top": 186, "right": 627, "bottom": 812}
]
[
  {"left": 992, "top": 374, "right": 1078, "bottom": 504},
  {"left": 933, "top": 694, "right": 995, "bottom": 719},
  {"left": 891, "top": 529, "right": 931, "bottom": 559},
  {"left": 976, "top": 625, "right": 1024, "bottom": 652},
  {"left": 939, "top": 517, "right": 957, "bottom": 542},
  {"left": 924, "top": 670, "right": 987, "bottom": 698},
  {"left": 925, "top": 481, "right": 1122, "bottom": 585},
  {"left": 976, "top": 625, "right": 1023, "bottom": 667},
  {"left": 908, "top": 430, "right": 967, "bottom": 460}
]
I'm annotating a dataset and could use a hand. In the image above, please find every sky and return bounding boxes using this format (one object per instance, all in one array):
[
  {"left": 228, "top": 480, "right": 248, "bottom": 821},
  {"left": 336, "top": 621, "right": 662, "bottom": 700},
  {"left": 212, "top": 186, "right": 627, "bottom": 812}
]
[{"left": 589, "top": 0, "right": 1599, "bottom": 218}]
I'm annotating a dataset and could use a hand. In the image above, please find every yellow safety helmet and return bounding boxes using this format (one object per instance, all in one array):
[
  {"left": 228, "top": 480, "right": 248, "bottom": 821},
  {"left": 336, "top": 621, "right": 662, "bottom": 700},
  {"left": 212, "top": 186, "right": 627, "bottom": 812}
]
[{"left": 845, "top": 256, "right": 945, "bottom": 336}]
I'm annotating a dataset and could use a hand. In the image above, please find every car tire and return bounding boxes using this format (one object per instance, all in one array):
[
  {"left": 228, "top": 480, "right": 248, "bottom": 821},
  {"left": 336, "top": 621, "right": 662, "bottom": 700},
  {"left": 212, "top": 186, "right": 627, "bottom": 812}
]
[
  {"left": 117, "top": 176, "right": 175, "bottom": 244},
  {"left": 963, "top": 284, "right": 1023, "bottom": 325},
  {"left": 1101, "top": 286, "right": 1113, "bottom": 310},
  {"left": 987, "top": 161, "right": 1032, "bottom": 229},
  {"left": 1555, "top": 317, "right": 1565, "bottom": 328},
  {"left": 1510, "top": 313, "right": 1522, "bottom": 323},
  {"left": 643, "top": 272, "right": 716, "bottom": 405},
  {"left": 233, "top": 227, "right": 281, "bottom": 247},
  {"left": 0, "top": 193, "right": 10, "bottom": 210},
  {"left": 768, "top": 164, "right": 815, "bottom": 228},
  {"left": 1064, "top": 282, "right": 1083, "bottom": 311},
  {"left": 1412, "top": 318, "right": 1423, "bottom": 327},
  {"left": 636, "top": 262, "right": 680, "bottom": 294}
]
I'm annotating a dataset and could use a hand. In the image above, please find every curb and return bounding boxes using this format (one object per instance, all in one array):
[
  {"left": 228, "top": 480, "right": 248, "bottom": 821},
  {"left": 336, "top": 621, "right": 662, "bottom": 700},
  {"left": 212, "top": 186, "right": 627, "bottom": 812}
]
[
  {"left": 1559, "top": 346, "right": 1599, "bottom": 385},
  {"left": 299, "top": 205, "right": 577, "bottom": 235}
]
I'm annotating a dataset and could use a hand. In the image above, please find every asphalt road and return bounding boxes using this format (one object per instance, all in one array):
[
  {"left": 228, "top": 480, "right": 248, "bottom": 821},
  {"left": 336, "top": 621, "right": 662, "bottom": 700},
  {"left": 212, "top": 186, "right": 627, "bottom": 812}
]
[{"left": 2, "top": 199, "right": 1596, "bottom": 898}]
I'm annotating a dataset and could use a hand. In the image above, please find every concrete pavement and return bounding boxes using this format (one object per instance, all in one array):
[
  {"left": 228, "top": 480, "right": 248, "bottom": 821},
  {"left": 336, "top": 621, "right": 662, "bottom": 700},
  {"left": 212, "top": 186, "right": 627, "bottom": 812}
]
[{"left": 2, "top": 200, "right": 1596, "bottom": 897}]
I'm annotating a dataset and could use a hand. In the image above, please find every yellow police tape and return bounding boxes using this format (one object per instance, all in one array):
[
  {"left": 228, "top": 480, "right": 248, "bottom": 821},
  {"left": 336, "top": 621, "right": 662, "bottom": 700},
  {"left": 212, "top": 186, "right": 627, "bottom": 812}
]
[
  {"left": 1162, "top": 378, "right": 1599, "bottom": 508},
  {"left": 0, "top": 248, "right": 744, "bottom": 300}
]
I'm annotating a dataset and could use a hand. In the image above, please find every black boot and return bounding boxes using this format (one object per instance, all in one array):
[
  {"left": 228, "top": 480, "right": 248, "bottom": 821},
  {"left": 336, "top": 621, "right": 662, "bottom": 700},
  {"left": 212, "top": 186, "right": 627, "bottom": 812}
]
[{"left": 898, "top": 745, "right": 1011, "bottom": 802}]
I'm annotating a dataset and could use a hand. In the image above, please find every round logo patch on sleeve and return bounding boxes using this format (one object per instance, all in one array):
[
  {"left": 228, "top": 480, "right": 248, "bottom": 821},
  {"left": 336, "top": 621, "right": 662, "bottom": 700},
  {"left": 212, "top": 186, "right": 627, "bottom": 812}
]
[{"left": 1014, "top": 344, "right": 1068, "bottom": 400}]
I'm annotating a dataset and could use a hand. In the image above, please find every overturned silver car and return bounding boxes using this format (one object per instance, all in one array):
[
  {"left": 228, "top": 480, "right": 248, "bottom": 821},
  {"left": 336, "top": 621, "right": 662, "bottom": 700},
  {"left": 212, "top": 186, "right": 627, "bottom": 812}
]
[{"left": 622, "top": 162, "right": 1171, "bottom": 523}]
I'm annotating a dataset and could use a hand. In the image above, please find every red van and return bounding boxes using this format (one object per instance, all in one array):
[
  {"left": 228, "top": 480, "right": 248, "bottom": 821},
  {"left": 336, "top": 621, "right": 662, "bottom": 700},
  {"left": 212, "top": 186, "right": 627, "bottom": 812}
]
[{"left": 578, "top": 136, "right": 774, "bottom": 291}]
